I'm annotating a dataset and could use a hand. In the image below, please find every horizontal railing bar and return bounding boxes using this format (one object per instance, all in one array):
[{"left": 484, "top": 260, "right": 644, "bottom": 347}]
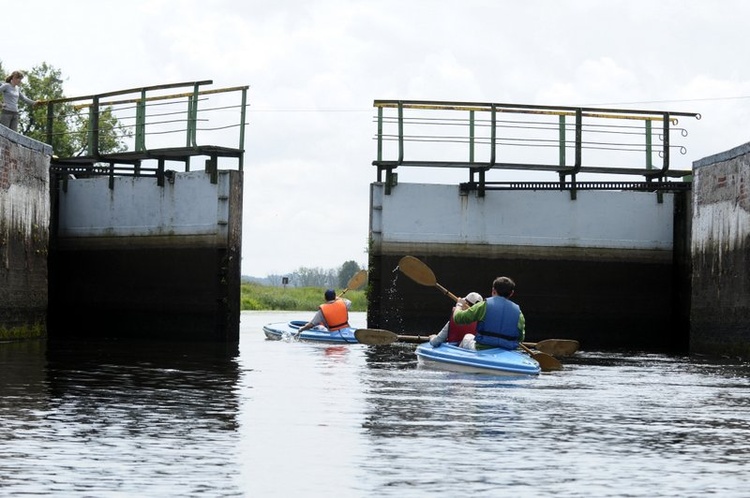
[
  {"left": 373, "top": 99, "right": 700, "bottom": 119},
  {"left": 42, "top": 80, "right": 214, "bottom": 105}
]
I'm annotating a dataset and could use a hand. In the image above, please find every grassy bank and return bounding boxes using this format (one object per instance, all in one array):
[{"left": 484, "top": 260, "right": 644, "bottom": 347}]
[
  {"left": 0, "top": 322, "right": 46, "bottom": 341},
  {"left": 240, "top": 282, "right": 367, "bottom": 311}
]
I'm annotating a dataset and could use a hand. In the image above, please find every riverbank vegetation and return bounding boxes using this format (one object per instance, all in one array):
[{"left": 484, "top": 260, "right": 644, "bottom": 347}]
[{"left": 240, "top": 282, "right": 367, "bottom": 312}]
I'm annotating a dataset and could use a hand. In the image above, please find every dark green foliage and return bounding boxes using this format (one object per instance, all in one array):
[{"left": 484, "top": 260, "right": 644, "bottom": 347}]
[
  {"left": 0, "top": 61, "right": 130, "bottom": 156},
  {"left": 337, "top": 260, "right": 362, "bottom": 288}
]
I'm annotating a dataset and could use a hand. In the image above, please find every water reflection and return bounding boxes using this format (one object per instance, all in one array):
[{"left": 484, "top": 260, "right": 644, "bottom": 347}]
[
  {"left": 362, "top": 342, "right": 418, "bottom": 370},
  {"left": 45, "top": 339, "right": 241, "bottom": 432},
  {"left": 0, "top": 339, "right": 243, "bottom": 496},
  {"left": 0, "top": 340, "right": 47, "bottom": 417}
]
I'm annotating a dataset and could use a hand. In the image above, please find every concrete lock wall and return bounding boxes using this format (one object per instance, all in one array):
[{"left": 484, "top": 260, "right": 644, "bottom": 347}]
[
  {"left": 368, "top": 182, "right": 690, "bottom": 351},
  {"left": 49, "top": 170, "right": 243, "bottom": 343},
  {"left": 0, "top": 127, "right": 53, "bottom": 339},
  {"left": 691, "top": 143, "right": 750, "bottom": 357}
]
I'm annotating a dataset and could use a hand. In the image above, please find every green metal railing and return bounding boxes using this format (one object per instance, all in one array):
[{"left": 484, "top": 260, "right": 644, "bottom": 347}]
[
  {"left": 373, "top": 99, "right": 700, "bottom": 197},
  {"left": 44, "top": 80, "right": 249, "bottom": 178}
]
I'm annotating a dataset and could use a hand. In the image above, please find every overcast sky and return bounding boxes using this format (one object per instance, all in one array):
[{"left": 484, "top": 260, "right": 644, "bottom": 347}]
[{"left": 5, "top": 0, "right": 750, "bottom": 277}]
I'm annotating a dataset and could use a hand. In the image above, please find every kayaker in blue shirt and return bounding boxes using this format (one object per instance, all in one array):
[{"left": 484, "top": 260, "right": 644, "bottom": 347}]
[{"left": 453, "top": 276, "right": 525, "bottom": 350}]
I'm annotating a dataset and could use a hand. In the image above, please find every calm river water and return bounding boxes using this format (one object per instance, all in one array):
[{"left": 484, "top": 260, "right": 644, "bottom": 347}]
[{"left": 1, "top": 311, "right": 749, "bottom": 497}]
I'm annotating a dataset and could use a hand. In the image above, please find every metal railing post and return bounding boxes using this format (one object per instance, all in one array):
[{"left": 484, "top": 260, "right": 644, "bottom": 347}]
[
  {"left": 45, "top": 102, "right": 54, "bottom": 146},
  {"left": 89, "top": 96, "right": 100, "bottom": 157},
  {"left": 238, "top": 87, "right": 248, "bottom": 170},
  {"left": 397, "top": 101, "right": 404, "bottom": 164},
  {"left": 135, "top": 89, "right": 147, "bottom": 152},
  {"left": 376, "top": 106, "right": 383, "bottom": 166},
  {"left": 662, "top": 113, "right": 670, "bottom": 172},
  {"left": 558, "top": 114, "right": 566, "bottom": 186},
  {"left": 469, "top": 110, "right": 475, "bottom": 163},
  {"left": 187, "top": 83, "right": 200, "bottom": 148}
]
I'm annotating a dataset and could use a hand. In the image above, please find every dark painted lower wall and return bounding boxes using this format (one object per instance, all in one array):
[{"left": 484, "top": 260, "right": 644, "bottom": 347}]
[
  {"left": 369, "top": 249, "right": 687, "bottom": 352},
  {"left": 0, "top": 227, "right": 48, "bottom": 338},
  {"left": 48, "top": 244, "right": 240, "bottom": 342}
]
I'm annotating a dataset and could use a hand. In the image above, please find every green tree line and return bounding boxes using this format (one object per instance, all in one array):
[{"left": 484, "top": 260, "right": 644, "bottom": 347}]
[
  {"left": 242, "top": 260, "right": 367, "bottom": 311},
  {"left": 257, "top": 260, "right": 363, "bottom": 289}
]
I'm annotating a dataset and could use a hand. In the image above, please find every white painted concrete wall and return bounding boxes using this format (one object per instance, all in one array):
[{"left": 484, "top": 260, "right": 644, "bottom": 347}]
[
  {"left": 692, "top": 143, "right": 750, "bottom": 255},
  {"left": 0, "top": 127, "right": 52, "bottom": 243},
  {"left": 57, "top": 171, "right": 231, "bottom": 239},
  {"left": 371, "top": 183, "right": 675, "bottom": 250}
]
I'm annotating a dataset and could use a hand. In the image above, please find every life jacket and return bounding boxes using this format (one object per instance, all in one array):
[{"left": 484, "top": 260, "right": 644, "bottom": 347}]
[
  {"left": 476, "top": 296, "right": 521, "bottom": 349},
  {"left": 319, "top": 299, "right": 350, "bottom": 331},
  {"left": 447, "top": 315, "right": 477, "bottom": 343}
]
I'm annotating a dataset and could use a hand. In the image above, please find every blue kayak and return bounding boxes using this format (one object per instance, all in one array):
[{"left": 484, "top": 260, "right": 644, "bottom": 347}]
[
  {"left": 416, "top": 342, "right": 541, "bottom": 376},
  {"left": 263, "top": 320, "right": 359, "bottom": 344}
]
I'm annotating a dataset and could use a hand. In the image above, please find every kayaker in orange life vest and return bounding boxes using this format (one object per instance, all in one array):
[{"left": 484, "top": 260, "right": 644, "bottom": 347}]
[
  {"left": 296, "top": 288, "right": 352, "bottom": 335},
  {"left": 428, "top": 291, "right": 484, "bottom": 347}
]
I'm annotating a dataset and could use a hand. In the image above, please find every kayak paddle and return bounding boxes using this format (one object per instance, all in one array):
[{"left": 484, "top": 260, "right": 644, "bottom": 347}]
[
  {"left": 518, "top": 342, "right": 562, "bottom": 371},
  {"left": 525, "top": 339, "right": 579, "bottom": 357},
  {"left": 339, "top": 269, "right": 368, "bottom": 297},
  {"left": 396, "top": 334, "right": 579, "bottom": 356},
  {"left": 397, "top": 255, "right": 461, "bottom": 301},
  {"left": 354, "top": 328, "right": 398, "bottom": 345}
]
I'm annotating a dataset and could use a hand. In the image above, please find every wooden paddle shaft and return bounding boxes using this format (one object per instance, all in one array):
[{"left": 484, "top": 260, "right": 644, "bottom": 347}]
[
  {"left": 436, "top": 282, "right": 461, "bottom": 302},
  {"left": 396, "top": 334, "right": 570, "bottom": 352},
  {"left": 397, "top": 334, "right": 430, "bottom": 343}
]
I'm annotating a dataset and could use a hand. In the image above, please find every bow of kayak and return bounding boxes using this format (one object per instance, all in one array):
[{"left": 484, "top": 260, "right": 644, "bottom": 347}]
[
  {"left": 262, "top": 320, "right": 358, "bottom": 344},
  {"left": 416, "top": 342, "right": 541, "bottom": 376}
]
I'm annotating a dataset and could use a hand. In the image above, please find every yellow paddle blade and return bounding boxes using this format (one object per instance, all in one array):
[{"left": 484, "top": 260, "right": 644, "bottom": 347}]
[
  {"left": 398, "top": 255, "right": 437, "bottom": 286},
  {"left": 533, "top": 352, "right": 563, "bottom": 372},
  {"left": 532, "top": 339, "right": 579, "bottom": 357},
  {"left": 519, "top": 343, "right": 563, "bottom": 372},
  {"left": 347, "top": 269, "right": 368, "bottom": 291},
  {"left": 354, "top": 329, "right": 398, "bottom": 345}
]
